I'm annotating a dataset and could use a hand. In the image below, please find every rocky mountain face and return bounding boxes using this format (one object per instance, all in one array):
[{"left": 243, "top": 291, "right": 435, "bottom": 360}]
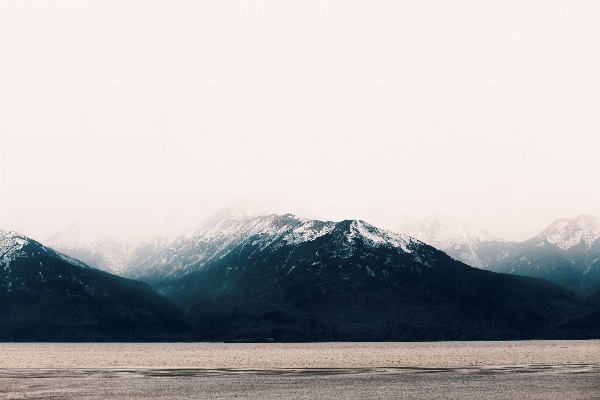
[
  {"left": 0, "top": 229, "right": 188, "bottom": 341},
  {"left": 130, "top": 213, "right": 586, "bottom": 342}
]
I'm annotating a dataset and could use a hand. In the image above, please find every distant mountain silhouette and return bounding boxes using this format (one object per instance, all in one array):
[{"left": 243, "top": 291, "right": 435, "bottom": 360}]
[
  {"left": 405, "top": 214, "right": 600, "bottom": 294},
  {"left": 484, "top": 215, "right": 600, "bottom": 293},
  {"left": 407, "top": 214, "right": 511, "bottom": 269}
]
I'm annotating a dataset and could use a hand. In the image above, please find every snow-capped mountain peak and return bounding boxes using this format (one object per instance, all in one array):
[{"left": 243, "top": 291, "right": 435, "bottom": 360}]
[
  {"left": 41, "top": 200, "right": 319, "bottom": 276},
  {"left": 132, "top": 214, "right": 425, "bottom": 280},
  {"left": 540, "top": 214, "right": 600, "bottom": 250},
  {"left": 345, "top": 220, "right": 416, "bottom": 253},
  {"left": 0, "top": 229, "right": 29, "bottom": 265},
  {"left": 0, "top": 229, "right": 28, "bottom": 247}
]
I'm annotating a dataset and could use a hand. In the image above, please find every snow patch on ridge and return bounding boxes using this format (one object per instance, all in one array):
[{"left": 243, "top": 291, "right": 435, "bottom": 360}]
[
  {"left": 349, "top": 220, "right": 414, "bottom": 253},
  {"left": 0, "top": 230, "right": 29, "bottom": 267},
  {"left": 285, "top": 219, "right": 336, "bottom": 245},
  {"left": 134, "top": 213, "right": 424, "bottom": 279}
]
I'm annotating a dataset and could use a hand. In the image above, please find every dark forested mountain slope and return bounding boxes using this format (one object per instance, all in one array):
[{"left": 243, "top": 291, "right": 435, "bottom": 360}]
[
  {"left": 557, "top": 287, "right": 600, "bottom": 339},
  {"left": 0, "top": 230, "right": 188, "bottom": 341}
]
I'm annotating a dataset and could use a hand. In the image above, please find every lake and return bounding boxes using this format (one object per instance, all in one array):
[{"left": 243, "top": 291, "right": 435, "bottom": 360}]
[{"left": 1, "top": 341, "right": 599, "bottom": 399}]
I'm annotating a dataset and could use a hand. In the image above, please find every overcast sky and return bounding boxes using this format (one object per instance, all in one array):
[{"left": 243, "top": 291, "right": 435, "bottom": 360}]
[{"left": 2, "top": 1, "right": 600, "bottom": 242}]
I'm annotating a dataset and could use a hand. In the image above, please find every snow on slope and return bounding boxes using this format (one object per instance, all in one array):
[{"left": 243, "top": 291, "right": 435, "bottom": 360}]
[
  {"left": 539, "top": 214, "right": 600, "bottom": 250},
  {"left": 134, "top": 213, "right": 332, "bottom": 279},
  {"left": 347, "top": 220, "right": 415, "bottom": 253},
  {"left": 131, "top": 209, "right": 422, "bottom": 280},
  {"left": 42, "top": 200, "right": 320, "bottom": 276},
  {"left": 0, "top": 229, "right": 29, "bottom": 267}
]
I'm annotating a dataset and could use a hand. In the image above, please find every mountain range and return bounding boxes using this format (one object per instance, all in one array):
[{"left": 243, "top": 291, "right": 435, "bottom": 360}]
[
  {"left": 45, "top": 201, "right": 317, "bottom": 276},
  {"left": 405, "top": 214, "right": 600, "bottom": 294},
  {"left": 123, "top": 213, "right": 591, "bottom": 341},
  {"left": 4, "top": 206, "right": 600, "bottom": 341},
  {"left": 45, "top": 206, "right": 600, "bottom": 295}
]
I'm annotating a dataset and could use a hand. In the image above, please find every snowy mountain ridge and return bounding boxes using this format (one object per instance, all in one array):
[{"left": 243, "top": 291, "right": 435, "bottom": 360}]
[
  {"left": 0, "top": 229, "right": 29, "bottom": 266},
  {"left": 35, "top": 202, "right": 600, "bottom": 293},
  {"left": 132, "top": 211, "right": 422, "bottom": 280},
  {"left": 42, "top": 200, "right": 318, "bottom": 275},
  {"left": 539, "top": 214, "right": 600, "bottom": 250}
]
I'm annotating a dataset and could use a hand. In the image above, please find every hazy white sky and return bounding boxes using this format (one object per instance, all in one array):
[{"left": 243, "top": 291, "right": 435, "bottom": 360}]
[{"left": 2, "top": 1, "right": 600, "bottom": 242}]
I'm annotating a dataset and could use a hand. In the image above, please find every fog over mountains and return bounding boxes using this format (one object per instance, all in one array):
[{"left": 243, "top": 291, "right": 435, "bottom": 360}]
[
  {"left": 43, "top": 202, "right": 313, "bottom": 275},
  {"left": 406, "top": 214, "right": 507, "bottom": 269},
  {"left": 3, "top": 0, "right": 600, "bottom": 343}
]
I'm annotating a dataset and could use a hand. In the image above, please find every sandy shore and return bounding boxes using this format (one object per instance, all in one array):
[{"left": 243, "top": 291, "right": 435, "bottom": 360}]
[{"left": 1, "top": 341, "right": 599, "bottom": 369}]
